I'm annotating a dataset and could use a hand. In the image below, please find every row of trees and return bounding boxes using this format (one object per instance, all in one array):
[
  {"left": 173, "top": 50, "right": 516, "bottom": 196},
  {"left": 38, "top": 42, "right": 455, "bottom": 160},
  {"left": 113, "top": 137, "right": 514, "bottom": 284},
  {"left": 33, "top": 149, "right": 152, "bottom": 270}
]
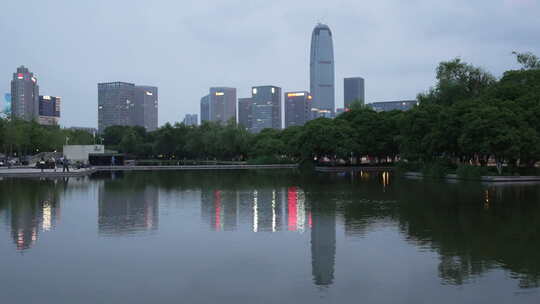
[
  {"left": 2, "top": 53, "right": 539, "bottom": 169},
  {"left": 0, "top": 119, "right": 94, "bottom": 156}
]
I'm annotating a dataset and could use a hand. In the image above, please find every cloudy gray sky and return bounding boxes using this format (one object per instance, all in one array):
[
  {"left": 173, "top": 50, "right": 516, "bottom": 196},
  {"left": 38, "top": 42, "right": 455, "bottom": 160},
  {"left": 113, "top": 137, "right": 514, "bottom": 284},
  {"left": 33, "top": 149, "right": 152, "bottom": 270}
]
[{"left": 1, "top": 0, "right": 539, "bottom": 128}]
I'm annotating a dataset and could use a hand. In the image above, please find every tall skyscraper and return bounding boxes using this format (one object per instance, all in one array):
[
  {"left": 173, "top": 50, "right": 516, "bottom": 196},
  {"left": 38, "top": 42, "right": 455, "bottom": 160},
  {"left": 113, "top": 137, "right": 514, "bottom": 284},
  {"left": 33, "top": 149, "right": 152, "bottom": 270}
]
[
  {"left": 200, "top": 95, "right": 210, "bottom": 123},
  {"left": 183, "top": 113, "right": 198, "bottom": 126},
  {"left": 238, "top": 97, "right": 254, "bottom": 129},
  {"left": 310, "top": 24, "right": 335, "bottom": 113},
  {"left": 134, "top": 86, "right": 158, "bottom": 132},
  {"left": 10, "top": 66, "right": 39, "bottom": 121},
  {"left": 251, "top": 86, "right": 281, "bottom": 133},
  {"left": 344, "top": 77, "right": 365, "bottom": 109},
  {"left": 97, "top": 82, "right": 158, "bottom": 133},
  {"left": 209, "top": 87, "right": 236, "bottom": 124},
  {"left": 284, "top": 91, "right": 313, "bottom": 128},
  {"left": 38, "top": 95, "right": 61, "bottom": 125}
]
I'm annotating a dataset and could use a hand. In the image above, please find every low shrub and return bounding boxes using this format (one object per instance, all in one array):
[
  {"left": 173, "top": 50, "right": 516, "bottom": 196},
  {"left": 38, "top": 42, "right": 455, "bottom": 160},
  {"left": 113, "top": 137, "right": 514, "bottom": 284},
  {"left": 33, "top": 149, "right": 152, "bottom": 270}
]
[
  {"left": 421, "top": 160, "right": 452, "bottom": 179},
  {"left": 456, "top": 164, "right": 489, "bottom": 180},
  {"left": 395, "top": 160, "right": 422, "bottom": 173}
]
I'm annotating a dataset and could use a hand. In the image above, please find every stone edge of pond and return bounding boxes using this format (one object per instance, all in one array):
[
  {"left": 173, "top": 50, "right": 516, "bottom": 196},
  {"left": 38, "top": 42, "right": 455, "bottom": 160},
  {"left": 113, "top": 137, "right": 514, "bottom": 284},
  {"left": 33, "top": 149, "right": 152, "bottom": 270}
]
[
  {"left": 404, "top": 172, "right": 540, "bottom": 182},
  {"left": 0, "top": 164, "right": 300, "bottom": 178}
]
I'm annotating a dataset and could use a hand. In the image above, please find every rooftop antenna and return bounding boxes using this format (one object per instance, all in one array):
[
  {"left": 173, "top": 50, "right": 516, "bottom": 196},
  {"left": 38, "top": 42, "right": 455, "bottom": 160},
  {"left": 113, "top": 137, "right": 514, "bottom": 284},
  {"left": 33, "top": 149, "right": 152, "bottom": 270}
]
[{"left": 320, "top": 13, "right": 329, "bottom": 24}]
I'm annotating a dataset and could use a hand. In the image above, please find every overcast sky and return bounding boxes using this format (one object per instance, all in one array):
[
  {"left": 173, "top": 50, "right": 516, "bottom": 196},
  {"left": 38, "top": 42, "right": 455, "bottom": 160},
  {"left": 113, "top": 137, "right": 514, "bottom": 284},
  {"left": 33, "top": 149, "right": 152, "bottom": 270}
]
[{"left": 1, "top": 0, "right": 539, "bottom": 128}]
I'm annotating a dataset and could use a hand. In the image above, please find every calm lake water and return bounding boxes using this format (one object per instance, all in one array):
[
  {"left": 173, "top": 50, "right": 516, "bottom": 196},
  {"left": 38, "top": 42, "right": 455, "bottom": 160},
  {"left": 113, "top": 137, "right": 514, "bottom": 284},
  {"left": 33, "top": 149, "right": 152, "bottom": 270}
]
[{"left": 0, "top": 170, "right": 539, "bottom": 303}]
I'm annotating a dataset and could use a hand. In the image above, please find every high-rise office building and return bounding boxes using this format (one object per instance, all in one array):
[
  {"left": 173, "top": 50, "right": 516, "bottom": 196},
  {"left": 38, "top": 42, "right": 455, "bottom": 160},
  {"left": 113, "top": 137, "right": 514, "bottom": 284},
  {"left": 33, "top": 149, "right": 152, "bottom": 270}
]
[
  {"left": 98, "top": 82, "right": 135, "bottom": 133},
  {"left": 238, "top": 97, "right": 253, "bottom": 129},
  {"left": 344, "top": 77, "right": 365, "bottom": 109},
  {"left": 200, "top": 95, "right": 210, "bottom": 123},
  {"left": 97, "top": 82, "right": 158, "bottom": 133},
  {"left": 134, "top": 86, "right": 158, "bottom": 131},
  {"left": 284, "top": 91, "right": 313, "bottom": 128},
  {"left": 183, "top": 114, "right": 198, "bottom": 126},
  {"left": 209, "top": 87, "right": 236, "bottom": 123},
  {"left": 310, "top": 24, "right": 335, "bottom": 113},
  {"left": 10, "top": 66, "right": 39, "bottom": 121},
  {"left": 251, "top": 86, "right": 281, "bottom": 133},
  {"left": 38, "top": 95, "right": 61, "bottom": 125}
]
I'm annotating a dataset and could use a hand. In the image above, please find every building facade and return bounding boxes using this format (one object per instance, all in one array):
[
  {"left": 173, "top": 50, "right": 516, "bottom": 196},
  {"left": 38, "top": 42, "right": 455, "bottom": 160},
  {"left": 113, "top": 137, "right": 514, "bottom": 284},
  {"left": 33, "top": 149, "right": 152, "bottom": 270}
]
[
  {"left": 344, "top": 77, "right": 365, "bottom": 109},
  {"left": 183, "top": 114, "right": 198, "bottom": 126},
  {"left": 367, "top": 100, "right": 418, "bottom": 112},
  {"left": 209, "top": 87, "right": 236, "bottom": 124},
  {"left": 98, "top": 82, "right": 135, "bottom": 133},
  {"left": 310, "top": 24, "right": 335, "bottom": 114},
  {"left": 134, "top": 86, "right": 158, "bottom": 131},
  {"left": 98, "top": 82, "right": 158, "bottom": 133},
  {"left": 238, "top": 97, "right": 253, "bottom": 129},
  {"left": 251, "top": 86, "right": 282, "bottom": 133},
  {"left": 285, "top": 91, "right": 313, "bottom": 128},
  {"left": 200, "top": 95, "right": 210, "bottom": 123},
  {"left": 38, "top": 95, "right": 61, "bottom": 125},
  {"left": 11, "top": 66, "right": 39, "bottom": 121}
]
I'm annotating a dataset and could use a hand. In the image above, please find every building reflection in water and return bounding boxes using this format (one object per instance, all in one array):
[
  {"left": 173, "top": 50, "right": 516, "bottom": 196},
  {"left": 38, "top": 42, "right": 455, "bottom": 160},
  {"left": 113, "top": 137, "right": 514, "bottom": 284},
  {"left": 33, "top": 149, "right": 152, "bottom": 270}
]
[
  {"left": 98, "top": 181, "right": 159, "bottom": 236},
  {"left": 201, "top": 190, "right": 239, "bottom": 231},
  {"left": 0, "top": 179, "right": 63, "bottom": 251},
  {"left": 200, "top": 185, "right": 335, "bottom": 287},
  {"left": 202, "top": 187, "right": 315, "bottom": 233},
  {"left": 310, "top": 197, "right": 336, "bottom": 287}
]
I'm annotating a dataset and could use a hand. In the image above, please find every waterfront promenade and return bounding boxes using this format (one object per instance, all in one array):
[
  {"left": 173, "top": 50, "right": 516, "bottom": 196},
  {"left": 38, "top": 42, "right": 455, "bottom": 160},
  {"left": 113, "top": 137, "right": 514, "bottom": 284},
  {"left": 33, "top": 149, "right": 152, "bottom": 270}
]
[
  {"left": 404, "top": 172, "right": 540, "bottom": 182},
  {"left": 0, "top": 164, "right": 299, "bottom": 178}
]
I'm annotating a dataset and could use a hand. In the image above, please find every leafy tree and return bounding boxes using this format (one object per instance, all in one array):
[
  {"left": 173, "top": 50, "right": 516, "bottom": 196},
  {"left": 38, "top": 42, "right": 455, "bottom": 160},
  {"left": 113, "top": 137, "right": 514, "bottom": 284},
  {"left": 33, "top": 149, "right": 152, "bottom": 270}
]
[
  {"left": 419, "top": 58, "right": 496, "bottom": 106},
  {"left": 513, "top": 51, "right": 540, "bottom": 70}
]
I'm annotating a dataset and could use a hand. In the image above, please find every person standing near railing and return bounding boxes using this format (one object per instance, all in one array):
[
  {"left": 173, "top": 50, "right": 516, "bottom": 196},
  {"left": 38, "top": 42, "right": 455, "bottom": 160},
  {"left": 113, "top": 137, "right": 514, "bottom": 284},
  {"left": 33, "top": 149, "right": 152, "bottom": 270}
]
[
  {"left": 62, "top": 158, "right": 70, "bottom": 172},
  {"left": 39, "top": 158, "right": 45, "bottom": 173}
]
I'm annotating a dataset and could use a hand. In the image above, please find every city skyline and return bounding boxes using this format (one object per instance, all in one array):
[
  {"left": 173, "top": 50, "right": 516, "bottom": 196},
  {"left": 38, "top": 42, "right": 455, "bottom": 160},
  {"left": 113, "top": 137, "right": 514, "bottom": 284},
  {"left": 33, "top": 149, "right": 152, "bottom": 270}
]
[{"left": 1, "top": 1, "right": 539, "bottom": 128}]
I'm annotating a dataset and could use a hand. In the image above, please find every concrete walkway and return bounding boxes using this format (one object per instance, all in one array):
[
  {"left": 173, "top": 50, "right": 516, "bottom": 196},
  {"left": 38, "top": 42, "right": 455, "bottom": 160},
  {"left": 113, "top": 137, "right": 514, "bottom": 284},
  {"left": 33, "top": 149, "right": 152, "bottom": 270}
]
[
  {"left": 315, "top": 166, "right": 394, "bottom": 172},
  {"left": 404, "top": 172, "right": 540, "bottom": 183},
  {"left": 0, "top": 164, "right": 299, "bottom": 178},
  {"left": 0, "top": 167, "right": 96, "bottom": 178}
]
